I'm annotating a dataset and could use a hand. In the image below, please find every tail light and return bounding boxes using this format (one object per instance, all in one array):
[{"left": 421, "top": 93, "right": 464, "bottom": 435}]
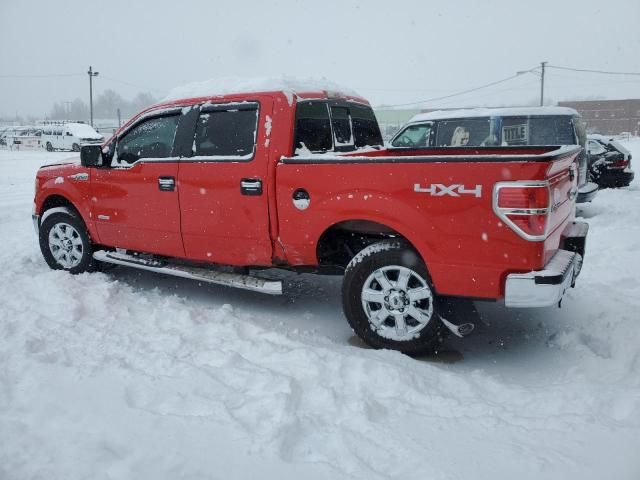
[
  {"left": 609, "top": 159, "right": 629, "bottom": 169},
  {"left": 493, "top": 181, "right": 550, "bottom": 241}
]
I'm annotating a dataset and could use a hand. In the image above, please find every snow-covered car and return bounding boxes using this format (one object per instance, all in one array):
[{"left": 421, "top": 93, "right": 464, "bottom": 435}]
[
  {"left": 41, "top": 122, "right": 104, "bottom": 152},
  {"left": 390, "top": 107, "right": 599, "bottom": 203},
  {"left": 587, "top": 134, "right": 634, "bottom": 187}
]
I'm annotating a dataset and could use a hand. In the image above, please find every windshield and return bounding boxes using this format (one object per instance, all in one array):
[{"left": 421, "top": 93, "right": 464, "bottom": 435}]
[{"left": 500, "top": 116, "right": 576, "bottom": 145}]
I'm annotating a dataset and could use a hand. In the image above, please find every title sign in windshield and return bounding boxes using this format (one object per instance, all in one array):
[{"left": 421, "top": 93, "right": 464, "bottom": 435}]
[{"left": 502, "top": 124, "right": 529, "bottom": 145}]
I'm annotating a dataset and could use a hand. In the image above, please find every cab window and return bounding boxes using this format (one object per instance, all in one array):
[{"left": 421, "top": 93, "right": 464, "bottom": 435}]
[
  {"left": 193, "top": 105, "right": 258, "bottom": 158},
  {"left": 294, "top": 101, "right": 382, "bottom": 154},
  {"left": 351, "top": 105, "right": 383, "bottom": 148},
  {"left": 331, "top": 106, "right": 353, "bottom": 147},
  {"left": 115, "top": 114, "right": 180, "bottom": 165},
  {"left": 294, "top": 102, "right": 332, "bottom": 152},
  {"left": 434, "top": 118, "right": 491, "bottom": 146}
]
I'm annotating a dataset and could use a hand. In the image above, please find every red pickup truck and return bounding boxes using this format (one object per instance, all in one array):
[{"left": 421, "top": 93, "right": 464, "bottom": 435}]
[{"left": 33, "top": 86, "right": 588, "bottom": 354}]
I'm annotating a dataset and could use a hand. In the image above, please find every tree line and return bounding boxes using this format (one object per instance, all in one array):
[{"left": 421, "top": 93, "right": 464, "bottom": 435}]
[{"left": 48, "top": 90, "right": 158, "bottom": 124}]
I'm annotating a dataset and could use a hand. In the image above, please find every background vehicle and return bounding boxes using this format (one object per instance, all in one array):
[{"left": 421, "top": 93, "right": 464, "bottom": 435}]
[
  {"left": 41, "top": 122, "right": 103, "bottom": 152},
  {"left": 390, "top": 107, "right": 599, "bottom": 203},
  {"left": 587, "top": 134, "right": 634, "bottom": 187},
  {"left": 33, "top": 87, "right": 588, "bottom": 355},
  {"left": 0, "top": 126, "right": 42, "bottom": 149}
]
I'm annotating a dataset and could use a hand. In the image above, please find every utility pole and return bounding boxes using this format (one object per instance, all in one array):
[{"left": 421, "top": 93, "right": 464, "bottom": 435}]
[
  {"left": 540, "top": 61, "right": 547, "bottom": 106},
  {"left": 87, "top": 66, "right": 99, "bottom": 126}
]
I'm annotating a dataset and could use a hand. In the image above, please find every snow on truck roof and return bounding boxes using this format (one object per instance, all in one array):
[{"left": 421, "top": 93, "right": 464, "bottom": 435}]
[
  {"left": 162, "top": 76, "right": 364, "bottom": 105},
  {"left": 409, "top": 106, "right": 580, "bottom": 123}
]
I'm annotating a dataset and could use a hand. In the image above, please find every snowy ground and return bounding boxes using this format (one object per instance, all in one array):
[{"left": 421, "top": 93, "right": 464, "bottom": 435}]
[{"left": 1, "top": 144, "right": 639, "bottom": 480}]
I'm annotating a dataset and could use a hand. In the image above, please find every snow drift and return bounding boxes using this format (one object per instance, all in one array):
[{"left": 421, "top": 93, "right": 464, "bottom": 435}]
[{"left": 0, "top": 143, "right": 639, "bottom": 479}]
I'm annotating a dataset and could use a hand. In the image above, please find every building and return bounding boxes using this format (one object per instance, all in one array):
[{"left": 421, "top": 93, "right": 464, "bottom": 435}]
[{"left": 558, "top": 99, "right": 640, "bottom": 136}]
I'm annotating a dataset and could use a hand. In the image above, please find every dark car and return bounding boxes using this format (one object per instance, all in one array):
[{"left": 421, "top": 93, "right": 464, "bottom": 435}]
[{"left": 587, "top": 135, "right": 634, "bottom": 188}]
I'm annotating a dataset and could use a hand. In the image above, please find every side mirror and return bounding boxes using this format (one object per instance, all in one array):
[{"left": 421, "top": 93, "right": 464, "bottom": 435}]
[{"left": 80, "top": 144, "right": 103, "bottom": 167}]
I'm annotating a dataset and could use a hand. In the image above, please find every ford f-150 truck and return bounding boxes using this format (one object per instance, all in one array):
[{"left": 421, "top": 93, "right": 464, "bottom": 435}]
[{"left": 33, "top": 85, "right": 588, "bottom": 354}]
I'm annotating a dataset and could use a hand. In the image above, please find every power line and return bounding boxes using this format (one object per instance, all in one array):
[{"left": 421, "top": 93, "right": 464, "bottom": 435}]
[
  {"left": 377, "top": 68, "right": 538, "bottom": 108},
  {"left": 100, "top": 75, "right": 166, "bottom": 94},
  {"left": 0, "top": 72, "right": 164, "bottom": 94},
  {"left": 425, "top": 80, "right": 541, "bottom": 109},
  {"left": 0, "top": 73, "right": 84, "bottom": 78},
  {"left": 548, "top": 65, "right": 640, "bottom": 76}
]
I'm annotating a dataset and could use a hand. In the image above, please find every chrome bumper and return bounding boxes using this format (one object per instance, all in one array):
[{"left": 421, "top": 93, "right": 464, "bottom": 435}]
[
  {"left": 577, "top": 181, "right": 598, "bottom": 203},
  {"left": 505, "top": 221, "right": 588, "bottom": 308}
]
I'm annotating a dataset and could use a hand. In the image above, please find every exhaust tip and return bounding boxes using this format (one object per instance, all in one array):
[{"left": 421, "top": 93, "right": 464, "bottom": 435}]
[{"left": 439, "top": 315, "right": 475, "bottom": 338}]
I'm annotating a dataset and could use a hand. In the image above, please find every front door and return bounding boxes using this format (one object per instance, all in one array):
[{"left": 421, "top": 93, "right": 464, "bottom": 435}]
[{"left": 90, "top": 112, "right": 185, "bottom": 258}]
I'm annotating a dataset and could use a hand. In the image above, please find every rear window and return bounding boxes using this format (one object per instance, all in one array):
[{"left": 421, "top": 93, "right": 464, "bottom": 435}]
[
  {"left": 294, "top": 102, "right": 333, "bottom": 152},
  {"left": 331, "top": 106, "right": 353, "bottom": 147},
  {"left": 351, "top": 105, "right": 383, "bottom": 148},
  {"left": 294, "top": 101, "right": 382, "bottom": 154},
  {"left": 501, "top": 116, "right": 576, "bottom": 146},
  {"left": 194, "top": 105, "right": 258, "bottom": 158}
]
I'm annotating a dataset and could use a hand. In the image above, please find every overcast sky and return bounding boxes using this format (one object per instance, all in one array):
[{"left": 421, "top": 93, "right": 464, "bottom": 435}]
[{"left": 1, "top": 0, "right": 639, "bottom": 117}]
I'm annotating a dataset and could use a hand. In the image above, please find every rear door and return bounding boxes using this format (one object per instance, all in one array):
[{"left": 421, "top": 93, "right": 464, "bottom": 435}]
[
  {"left": 90, "top": 110, "right": 185, "bottom": 257},
  {"left": 177, "top": 100, "right": 273, "bottom": 265}
]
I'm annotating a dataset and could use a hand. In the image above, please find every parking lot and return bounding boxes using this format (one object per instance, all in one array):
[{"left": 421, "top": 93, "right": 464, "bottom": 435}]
[{"left": 1, "top": 142, "right": 639, "bottom": 479}]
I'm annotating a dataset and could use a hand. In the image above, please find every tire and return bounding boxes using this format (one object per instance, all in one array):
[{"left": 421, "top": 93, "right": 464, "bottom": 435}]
[
  {"left": 342, "top": 240, "right": 445, "bottom": 355},
  {"left": 72, "top": 143, "right": 80, "bottom": 152},
  {"left": 39, "top": 210, "right": 96, "bottom": 274},
  {"left": 46, "top": 142, "right": 53, "bottom": 152}
]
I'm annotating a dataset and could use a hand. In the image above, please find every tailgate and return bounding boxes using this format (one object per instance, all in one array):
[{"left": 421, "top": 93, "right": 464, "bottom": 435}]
[{"left": 492, "top": 149, "right": 579, "bottom": 265}]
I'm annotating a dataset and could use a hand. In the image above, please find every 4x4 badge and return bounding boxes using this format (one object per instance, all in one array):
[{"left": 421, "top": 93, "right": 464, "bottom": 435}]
[{"left": 414, "top": 183, "right": 482, "bottom": 198}]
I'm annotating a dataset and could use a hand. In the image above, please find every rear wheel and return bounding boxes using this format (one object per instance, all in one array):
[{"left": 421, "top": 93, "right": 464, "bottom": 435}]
[
  {"left": 39, "top": 210, "right": 96, "bottom": 273},
  {"left": 46, "top": 142, "right": 53, "bottom": 152},
  {"left": 342, "top": 240, "right": 445, "bottom": 355},
  {"left": 72, "top": 143, "right": 80, "bottom": 152}
]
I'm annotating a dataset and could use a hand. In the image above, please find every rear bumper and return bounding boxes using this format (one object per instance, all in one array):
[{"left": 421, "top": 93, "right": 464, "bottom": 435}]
[
  {"left": 576, "top": 181, "right": 598, "bottom": 203},
  {"left": 597, "top": 169, "right": 634, "bottom": 188},
  {"left": 504, "top": 221, "right": 588, "bottom": 308}
]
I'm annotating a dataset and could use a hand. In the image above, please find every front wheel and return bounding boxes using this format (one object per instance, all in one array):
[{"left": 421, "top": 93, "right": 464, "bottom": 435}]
[
  {"left": 342, "top": 240, "right": 444, "bottom": 355},
  {"left": 72, "top": 143, "right": 80, "bottom": 152},
  {"left": 46, "top": 142, "right": 53, "bottom": 152},
  {"left": 39, "top": 210, "right": 96, "bottom": 273}
]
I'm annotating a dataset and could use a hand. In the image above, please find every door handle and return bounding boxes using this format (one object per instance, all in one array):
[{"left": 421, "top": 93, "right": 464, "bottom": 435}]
[
  {"left": 240, "top": 178, "right": 262, "bottom": 196},
  {"left": 158, "top": 176, "right": 176, "bottom": 192}
]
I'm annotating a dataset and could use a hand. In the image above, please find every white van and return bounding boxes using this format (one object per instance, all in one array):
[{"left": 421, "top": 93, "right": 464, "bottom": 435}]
[{"left": 41, "top": 122, "right": 104, "bottom": 152}]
